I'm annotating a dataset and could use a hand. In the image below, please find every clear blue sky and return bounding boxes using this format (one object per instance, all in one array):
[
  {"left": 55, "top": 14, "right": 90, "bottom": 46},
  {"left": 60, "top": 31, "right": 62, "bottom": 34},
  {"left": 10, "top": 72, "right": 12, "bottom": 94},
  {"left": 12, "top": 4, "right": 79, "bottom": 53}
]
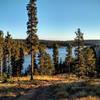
[{"left": 0, "top": 0, "right": 100, "bottom": 40}]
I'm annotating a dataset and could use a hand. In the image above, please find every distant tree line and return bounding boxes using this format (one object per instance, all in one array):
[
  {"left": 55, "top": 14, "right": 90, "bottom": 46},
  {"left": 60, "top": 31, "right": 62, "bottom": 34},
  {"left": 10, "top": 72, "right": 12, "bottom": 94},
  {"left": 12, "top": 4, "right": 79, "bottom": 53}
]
[{"left": 14, "top": 39, "right": 100, "bottom": 48}]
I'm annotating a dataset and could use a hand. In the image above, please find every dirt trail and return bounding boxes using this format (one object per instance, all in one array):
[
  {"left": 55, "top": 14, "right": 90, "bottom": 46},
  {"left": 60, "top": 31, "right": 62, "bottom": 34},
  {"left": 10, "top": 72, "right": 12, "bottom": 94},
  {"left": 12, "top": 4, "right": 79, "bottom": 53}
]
[{"left": 16, "top": 80, "right": 65, "bottom": 100}]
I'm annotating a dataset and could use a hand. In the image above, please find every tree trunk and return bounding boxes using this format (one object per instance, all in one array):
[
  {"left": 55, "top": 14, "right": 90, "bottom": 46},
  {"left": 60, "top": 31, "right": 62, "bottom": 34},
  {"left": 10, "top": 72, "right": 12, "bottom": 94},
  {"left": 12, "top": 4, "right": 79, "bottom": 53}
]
[
  {"left": 0, "top": 47, "right": 3, "bottom": 77},
  {"left": 30, "top": 46, "right": 34, "bottom": 80},
  {"left": 0, "top": 58, "right": 3, "bottom": 77}
]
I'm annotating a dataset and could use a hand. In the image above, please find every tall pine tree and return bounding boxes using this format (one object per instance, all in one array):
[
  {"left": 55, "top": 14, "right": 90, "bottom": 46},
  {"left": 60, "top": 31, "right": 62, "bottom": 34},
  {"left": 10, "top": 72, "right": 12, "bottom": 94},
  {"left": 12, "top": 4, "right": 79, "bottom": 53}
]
[
  {"left": 74, "top": 28, "right": 85, "bottom": 77},
  {"left": 5, "top": 32, "right": 13, "bottom": 78},
  {"left": 26, "top": 0, "right": 39, "bottom": 80},
  {"left": 0, "top": 30, "right": 4, "bottom": 77}
]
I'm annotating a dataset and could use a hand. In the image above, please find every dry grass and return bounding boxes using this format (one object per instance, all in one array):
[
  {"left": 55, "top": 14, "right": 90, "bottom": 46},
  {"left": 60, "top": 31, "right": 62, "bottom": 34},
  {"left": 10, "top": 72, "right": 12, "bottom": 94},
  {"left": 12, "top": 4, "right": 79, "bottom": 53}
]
[
  {"left": 0, "top": 75, "right": 100, "bottom": 100},
  {"left": 0, "top": 75, "right": 76, "bottom": 98},
  {"left": 77, "top": 96, "right": 100, "bottom": 100},
  {"left": 9, "top": 74, "right": 79, "bottom": 83},
  {"left": 10, "top": 75, "right": 67, "bottom": 81}
]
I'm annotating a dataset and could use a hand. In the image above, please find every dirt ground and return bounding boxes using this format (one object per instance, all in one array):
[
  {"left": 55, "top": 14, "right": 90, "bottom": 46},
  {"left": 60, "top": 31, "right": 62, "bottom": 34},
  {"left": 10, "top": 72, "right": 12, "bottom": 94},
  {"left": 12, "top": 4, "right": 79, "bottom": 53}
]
[{"left": 0, "top": 75, "right": 100, "bottom": 100}]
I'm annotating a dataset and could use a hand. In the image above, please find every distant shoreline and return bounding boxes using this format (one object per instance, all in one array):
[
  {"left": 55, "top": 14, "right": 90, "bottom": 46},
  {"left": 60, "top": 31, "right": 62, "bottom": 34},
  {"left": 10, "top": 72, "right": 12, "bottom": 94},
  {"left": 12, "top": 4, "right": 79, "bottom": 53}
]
[{"left": 15, "top": 39, "right": 100, "bottom": 47}]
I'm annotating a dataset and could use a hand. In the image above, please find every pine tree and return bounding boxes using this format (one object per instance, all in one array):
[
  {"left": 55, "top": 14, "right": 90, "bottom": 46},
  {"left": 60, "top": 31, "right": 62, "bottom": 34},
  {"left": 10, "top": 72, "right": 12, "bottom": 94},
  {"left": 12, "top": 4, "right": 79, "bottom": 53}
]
[
  {"left": 53, "top": 43, "right": 59, "bottom": 74},
  {"left": 74, "top": 28, "right": 85, "bottom": 77},
  {"left": 11, "top": 45, "right": 16, "bottom": 77},
  {"left": 43, "top": 53, "right": 53, "bottom": 75},
  {"left": 5, "top": 32, "right": 13, "bottom": 78},
  {"left": 11, "top": 41, "right": 24, "bottom": 77},
  {"left": 26, "top": 0, "right": 39, "bottom": 80},
  {"left": 0, "top": 30, "right": 4, "bottom": 77},
  {"left": 65, "top": 44, "right": 72, "bottom": 74},
  {"left": 84, "top": 47, "right": 96, "bottom": 77},
  {"left": 38, "top": 45, "right": 46, "bottom": 75},
  {"left": 38, "top": 45, "right": 53, "bottom": 75},
  {"left": 18, "top": 47, "right": 24, "bottom": 76},
  {"left": 3, "top": 47, "right": 7, "bottom": 74}
]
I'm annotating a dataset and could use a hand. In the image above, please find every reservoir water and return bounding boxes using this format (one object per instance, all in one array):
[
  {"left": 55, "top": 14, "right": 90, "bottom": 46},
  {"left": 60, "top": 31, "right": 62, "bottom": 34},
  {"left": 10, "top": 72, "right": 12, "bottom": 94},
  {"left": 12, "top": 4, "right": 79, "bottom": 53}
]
[{"left": 23, "top": 47, "right": 75, "bottom": 71}]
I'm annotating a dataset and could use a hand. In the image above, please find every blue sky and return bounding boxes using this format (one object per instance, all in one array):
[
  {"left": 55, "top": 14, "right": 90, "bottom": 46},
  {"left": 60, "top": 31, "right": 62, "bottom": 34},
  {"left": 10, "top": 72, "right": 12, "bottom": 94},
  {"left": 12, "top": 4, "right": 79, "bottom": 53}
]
[{"left": 0, "top": 0, "right": 100, "bottom": 40}]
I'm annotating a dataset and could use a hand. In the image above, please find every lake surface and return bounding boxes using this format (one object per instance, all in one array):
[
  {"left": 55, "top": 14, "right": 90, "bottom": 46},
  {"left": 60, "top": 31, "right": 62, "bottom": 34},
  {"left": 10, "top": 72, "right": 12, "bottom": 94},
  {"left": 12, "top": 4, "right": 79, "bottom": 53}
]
[{"left": 23, "top": 47, "right": 75, "bottom": 71}]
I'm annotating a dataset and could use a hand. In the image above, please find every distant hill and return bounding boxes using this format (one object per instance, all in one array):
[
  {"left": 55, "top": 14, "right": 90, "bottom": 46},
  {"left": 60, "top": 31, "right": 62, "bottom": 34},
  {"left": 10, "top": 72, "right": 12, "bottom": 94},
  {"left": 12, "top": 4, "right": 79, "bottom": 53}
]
[
  {"left": 14, "top": 39, "right": 73, "bottom": 47},
  {"left": 14, "top": 39, "right": 100, "bottom": 47}
]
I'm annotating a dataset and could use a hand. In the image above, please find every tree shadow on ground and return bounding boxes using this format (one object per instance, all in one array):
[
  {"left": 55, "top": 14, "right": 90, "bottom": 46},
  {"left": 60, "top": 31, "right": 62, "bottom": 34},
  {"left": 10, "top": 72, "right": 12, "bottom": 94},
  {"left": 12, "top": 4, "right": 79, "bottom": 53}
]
[
  {"left": 0, "top": 86, "right": 30, "bottom": 100},
  {"left": 29, "top": 80, "right": 100, "bottom": 100},
  {"left": 0, "top": 79, "right": 100, "bottom": 100}
]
